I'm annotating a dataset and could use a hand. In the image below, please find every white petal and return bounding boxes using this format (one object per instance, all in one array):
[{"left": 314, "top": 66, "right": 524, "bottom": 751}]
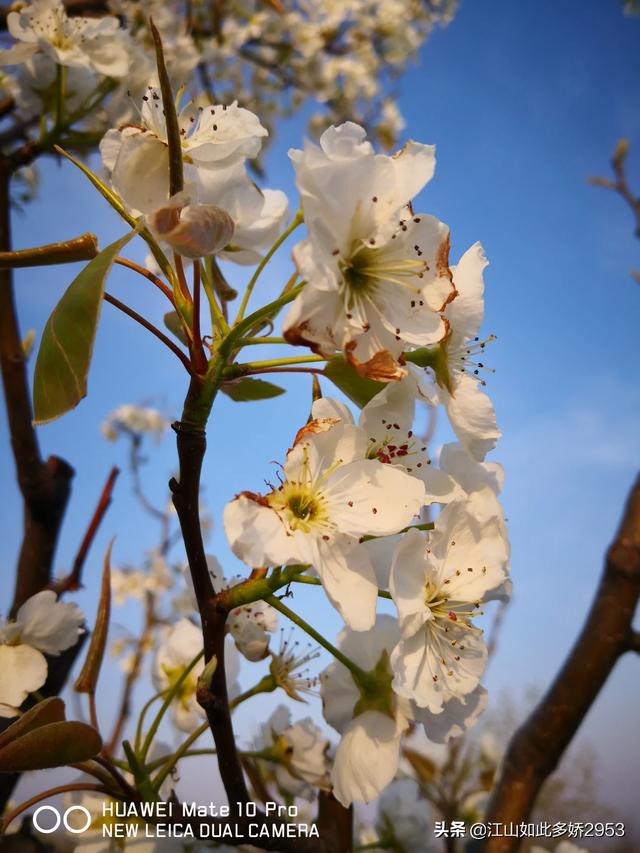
[
  {"left": 303, "top": 538, "right": 378, "bottom": 631},
  {"left": 389, "top": 528, "right": 431, "bottom": 636},
  {"left": 111, "top": 131, "right": 169, "bottom": 215},
  {"left": 439, "top": 442, "right": 504, "bottom": 496},
  {"left": 17, "top": 590, "right": 84, "bottom": 654},
  {"left": 223, "top": 495, "right": 293, "bottom": 568},
  {"left": 430, "top": 496, "right": 509, "bottom": 600},
  {"left": 283, "top": 278, "right": 344, "bottom": 356},
  {"left": 331, "top": 712, "right": 401, "bottom": 806},
  {"left": 0, "top": 645, "right": 48, "bottom": 714},
  {"left": 312, "top": 397, "right": 354, "bottom": 424},
  {"left": 443, "top": 373, "right": 501, "bottom": 461},
  {"left": 446, "top": 242, "right": 488, "bottom": 343},
  {"left": 391, "top": 626, "right": 487, "bottom": 712},
  {"left": 413, "top": 685, "right": 488, "bottom": 743},
  {"left": 326, "top": 459, "right": 424, "bottom": 536}
]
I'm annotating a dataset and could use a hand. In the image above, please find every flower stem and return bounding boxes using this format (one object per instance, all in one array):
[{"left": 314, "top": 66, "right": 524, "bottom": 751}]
[
  {"left": 139, "top": 650, "right": 204, "bottom": 762},
  {"left": 237, "top": 336, "right": 287, "bottom": 346},
  {"left": 200, "top": 259, "right": 230, "bottom": 336},
  {"left": 104, "top": 292, "right": 193, "bottom": 373},
  {"left": 229, "top": 674, "right": 277, "bottom": 710},
  {"left": 234, "top": 209, "right": 304, "bottom": 324},
  {"left": 290, "top": 575, "right": 393, "bottom": 601},
  {"left": 265, "top": 594, "right": 367, "bottom": 680},
  {"left": 238, "top": 354, "right": 326, "bottom": 370}
]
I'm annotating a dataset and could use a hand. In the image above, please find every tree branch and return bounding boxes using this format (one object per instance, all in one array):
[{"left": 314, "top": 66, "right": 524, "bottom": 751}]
[
  {"left": 169, "top": 381, "right": 351, "bottom": 851},
  {"left": 50, "top": 466, "right": 119, "bottom": 595},
  {"left": 477, "top": 473, "right": 640, "bottom": 852}
]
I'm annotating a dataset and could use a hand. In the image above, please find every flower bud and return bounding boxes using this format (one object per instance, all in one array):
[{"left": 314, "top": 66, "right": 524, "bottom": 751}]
[{"left": 148, "top": 200, "right": 235, "bottom": 259}]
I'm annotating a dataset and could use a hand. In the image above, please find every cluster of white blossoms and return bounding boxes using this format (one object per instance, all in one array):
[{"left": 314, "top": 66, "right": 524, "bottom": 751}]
[
  {"left": 0, "top": 0, "right": 455, "bottom": 166},
  {"left": 0, "top": 591, "right": 84, "bottom": 717},
  {"left": 100, "top": 85, "right": 288, "bottom": 264},
  {"left": 222, "top": 120, "right": 510, "bottom": 807}
]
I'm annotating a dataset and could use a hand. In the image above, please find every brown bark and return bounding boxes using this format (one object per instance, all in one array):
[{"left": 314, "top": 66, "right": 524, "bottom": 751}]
[
  {"left": 475, "top": 474, "right": 640, "bottom": 852},
  {"left": 169, "top": 401, "right": 352, "bottom": 851},
  {"left": 0, "top": 162, "right": 75, "bottom": 811}
]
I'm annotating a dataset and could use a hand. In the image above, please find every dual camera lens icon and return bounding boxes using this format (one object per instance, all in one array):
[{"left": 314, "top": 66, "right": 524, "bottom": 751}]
[{"left": 31, "top": 805, "right": 93, "bottom": 835}]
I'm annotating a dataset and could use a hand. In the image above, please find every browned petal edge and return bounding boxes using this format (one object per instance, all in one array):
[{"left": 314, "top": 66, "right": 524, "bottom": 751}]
[
  {"left": 282, "top": 320, "right": 326, "bottom": 353},
  {"left": 294, "top": 417, "right": 341, "bottom": 447},
  {"left": 345, "top": 341, "right": 408, "bottom": 382},
  {"left": 235, "top": 490, "right": 269, "bottom": 506},
  {"left": 436, "top": 233, "right": 458, "bottom": 311}
]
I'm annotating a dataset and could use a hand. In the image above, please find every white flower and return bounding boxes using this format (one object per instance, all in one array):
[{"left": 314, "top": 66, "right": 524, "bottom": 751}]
[
  {"left": 100, "top": 89, "right": 268, "bottom": 216},
  {"left": 0, "top": 0, "right": 130, "bottom": 77},
  {"left": 153, "top": 618, "right": 239, "bottom": 732},
  {"left": 313, "top": 387, "right": 458, "bottom": 499},
  {"left": 321, "top": 615, "right": 412, "bottom": 806},
  {"left": 389, "top": 496, "right": 509, "bottom": 712},
  {"left": 101, "top": 404, "right": 168, "bottom": 441},
  {"left": 269, "top": 630, "right": 320, "bottom": 702},
  {"left": 153, "top": 619, "right": 203, "bottom": 731},
  {"left": 408, "top": 242, "right": 501, "bottom": 460},
  {"left": 258, "top": 705, "right": 330, "bottom": 799},
  {"left": 377, "top": 778, "right": 436, "bottom": 852},
  {"left": 111, "top": 552, "right": 172, "bottom": 606},
  {"left": 414, "top": 684, "right": 488, "bottom": 743},
  {"left": 147, "top": 194, "right": 235, "bottom": 260},
  {"left": 0, "top": 591, "right": 84, "bottom": 717},
  {"left": 204, "top": 166, "right": 289, "bottom": 265},
  {"left": 283, "top": 122, "right": 454, "bottom": 380},
  {"left": 223, "top": 418, "right": 425, "bottom": 630}
]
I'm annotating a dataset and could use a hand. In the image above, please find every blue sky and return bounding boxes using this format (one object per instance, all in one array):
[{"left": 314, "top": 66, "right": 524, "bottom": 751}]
[{"left": 2, "top": 0, "right": 639, "bottom": 832}]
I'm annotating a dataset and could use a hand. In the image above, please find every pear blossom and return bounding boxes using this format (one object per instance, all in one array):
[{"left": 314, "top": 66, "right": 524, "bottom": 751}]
[
  {"left": 207, "top": 556, "right": 278, "bottom": 661},
  {"left": 415, "top": 684, "right": 488, "bottom": 743},
  {"left": 111, "top": 552, "right": 173, "bottom": 606},
  {"left": 389, "top": 496, "right": 509, "bottom": 712},
  {"left": 408, "top": 242, "right": 501, "bottom": 460},
  {"left": 377, "top": 778, "right": 436, "bottom": 853},
  {"left": 269, "top": 630, "right": 320, "bottom": 702},
  {"left": 257, "top": 705, "right": 330, "bottom": 799},
  {"left": 312, "top": 386, "right": 457, "bottom": 498},
  {"left": 223, "top": 418, "right": 425, "bottom": 630},
  {"left": 0, "top": 0, "right": 130, "bottom": 77},
  {"left": 320, "top": 615, "right": 412, "bottom": 805},
  {"left": 438, "top": 442, "right": 512, "bottom": 604},
  {"left": 0, "top": 591, "right": 84, "bottom": 717},
  {"left": 283, "top": 122, "right": 455, "bottom": 380},
  {"left": 153, "top": 618, "right": 239, "bottom": 732},
  {"left": 101, "top": 404, "right": 168, "bottom": 442},
  {"left": 100, "top": 89, "right": 268, "bottom": 216}
]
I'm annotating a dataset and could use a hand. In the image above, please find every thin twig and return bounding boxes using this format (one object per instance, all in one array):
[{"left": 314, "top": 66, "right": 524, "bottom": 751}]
[
  {"left": 115, "top": 256, "right": 175, "bottom": 304},
  {"left": 50, "top": 466, "right": 119, "bottom": 595},
  {"left": 104, "top": 292, "right": 193, "bottom": 373}
]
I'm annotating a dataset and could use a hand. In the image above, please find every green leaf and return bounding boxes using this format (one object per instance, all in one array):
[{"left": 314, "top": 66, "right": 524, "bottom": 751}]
[
  {"left": 0, "top": 721, "right": 101, "bottom": 771},
  {"left": 164, "top": 311, "right": 189, "bottom": 346},
  {"left": 0, "top": 698, "right": 66, "bottom": 752},
  {"left": 32, "top": 230, "right": 136, "bottom": 425},
  {"left": 221, "top": 377, "right": 286, "bottom": 402},
  {"left": 74, "top": 540, "right": 112, "bottom": 695},
  {"left": 323, "top": 356, "right": 385, "bottom": 408}
]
